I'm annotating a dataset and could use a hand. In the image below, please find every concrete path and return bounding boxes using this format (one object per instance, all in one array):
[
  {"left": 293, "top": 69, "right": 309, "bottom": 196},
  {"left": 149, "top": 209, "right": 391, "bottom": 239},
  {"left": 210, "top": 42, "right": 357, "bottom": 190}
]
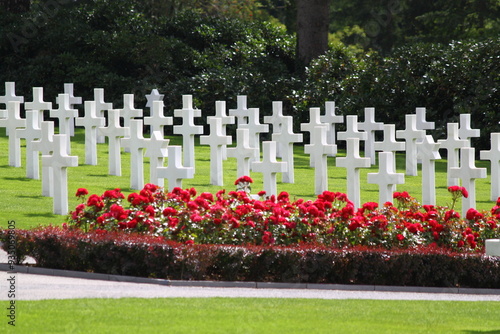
[{"left": 1, "top": 249, "right": 499, "bottom": 301}]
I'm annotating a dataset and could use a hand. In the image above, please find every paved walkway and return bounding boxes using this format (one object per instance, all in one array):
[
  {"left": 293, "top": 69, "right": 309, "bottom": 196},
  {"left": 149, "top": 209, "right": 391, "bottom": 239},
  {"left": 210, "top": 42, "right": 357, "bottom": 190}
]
[{"left": 1, "top": 250, "right": 499, "bottom": 301}]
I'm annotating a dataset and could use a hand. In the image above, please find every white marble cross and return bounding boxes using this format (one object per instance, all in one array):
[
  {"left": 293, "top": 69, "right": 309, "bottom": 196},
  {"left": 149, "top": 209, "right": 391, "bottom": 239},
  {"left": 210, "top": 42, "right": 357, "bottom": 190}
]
[
  {"left": 437, "top": 123, "right": 470, "bottom": 187},
  {"left": 358, "top": 107, "right": 384, "bottom": 165},
  {"left": 200, "top": 117, "right": 232, "bottom": 186},
  {"left": 51, "top": 94, "right": 78, "bottom": 154},
  {"left": 320, "top": 101, "right": 343, "bottom": 145},
  {"left": 449, "top": 147, "right": 487, "bottom": 216},
  {"left": 304, "top": 125, "right": 336, "bottom": 194},
  {"left": 229, "top": 95, "right": 251, "bottom": 126},
  {"left": 56, "top": 83, "right": 82, "bottom": 136},
  {"left": 227, "top": 128, "right": 258, "bottom": 178},
  {"left": 416, "top": 135, "right": 441, "bottom": 205},
  {"left": 25, "top": 87, "right": 52, "bottom": 127},
  {"left": 337, "top": 115, "right": 368, "bottom": 143},
  {"left": 144, "top": 100, "right": 173, "bottom": 134},
  {"left": 145, "top": 88, "right": 164, "bottom": 109},
  {"left": 0, "top": 82, "right": 24, "bottom": 124},
  {"left": 240, "top": 107, "right": 269, "bottom": 162},
  {"left": 251, "top": 141, "right": 287, "bottom": 196},
  {"left": 264, "top": 101, "right": 284, "bottom": 157},
  {"left": 480, "top": 133, "right": 500, "bottom": 201},
  {"left": 157, "top": 145, "right": 195, "bottom": 191},
  {"left": 121, "top": 119, "right": 147, "bottom": 190},
  {"left": 301, "top": 107, "right": 326, "bottom": 167},
  {"left": 396, "top": 114, "right": 425, "bottom": 176},
  {"left": 336, "top": 137, "right": 370, "bottom": 208},
  {"left": 173, "top": 95, "right": 204, "bottom": 168},
  {"left": 374, "top": 124, "right": 405, "bottom": 169},
  {"left": 0, "top": 101, "right": 26, "bottom": 167},
  {"left": 75, "top": 101, "right": 105, "bottom": 165},
  {"left": 31, "top": 121, "right": 55, "bottom": 197},
  {"left": 16, "top": 110, "right": 41, "bottom": 179},
  {"left": 92, "top": 88, "right": 113, "bottom": 144},
  {"left": 212, "top": 100, "right": 235, "bottom": 160},
  {"left": 98, "top": 109, "right": 130, "bottom": 176},
  {"left": 41, "top": 134, "right": 78, "bottom": 215},
  {"left": 119, "top": 94, "right": 143, "bottom": 153},
  {"left": 367, "top": 152, "right": 405, "bottom": 206},
  {"left": 415, "top": 107, "right": 435, "bottom": 132},
  {"left": 144, "top": 130, "right": 169, "bottom": 187},
  {"left": 459, "top": 114, "right": 480, "bottom": 142},
  {"left": 272, "top": 115, "right": 303, "bottom": 183}
]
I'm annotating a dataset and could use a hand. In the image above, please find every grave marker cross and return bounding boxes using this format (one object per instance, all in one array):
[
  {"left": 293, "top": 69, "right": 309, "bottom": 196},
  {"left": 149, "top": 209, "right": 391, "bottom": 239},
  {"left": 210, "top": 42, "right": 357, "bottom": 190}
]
[
  {"left": 144, "top": 100, "right": 173, "bottom": 134},
  {"left": 51, "top": 93, "right": 78, "bottom": 153},
  {"left": 0, "top": 101, "right": 26, "bottom": 167},
  {"left": 144, "top": 130, "right": 169, "bottom": 187},
  {"left": 449, "top": 147, "right": 487, "bottom": 216},
  {"left": 264, "top": 101, "right": 284, "bottom": 157},
  {"left": 92, "top": 88, "right": 113, "bottom": 143},
  {"left": 367, "top": 152, "right": 405, "bottom": 206},
  {"left": 416, "top": 135, "right": 441, "bottom": 205},
  {"left": 16, "top": 110, "right": 41, "bottom": 179},
  {"left": 480, "top": 133, "right": 500, "bottom": 201},
  {"left": 75, "top": 101, "right": 105, "bottom": 165},
  {"left": 320, "top": 101, "right": 344, "bottom": 145},
  {"left": 98, "top": 109, "right": 130, "bottom": 176},
  {"left": 121, "top": 119, "right": 147, "bottom": 190},
  {"left": 31, "top": 121, "right": 55, "bottom": 197},
  {"left": 173, "top": 95, "right": 204, "bottom": 168},
  {"left": 301, "top": 107, "right": 327, "bottom": 167},
  {"left": 272, "top": 115, "right": 303, "bottom": 183},
  {"left": 157, "top": 146, "right": 194, "bottom": 191},
  {"left": 212, "top": 100, "right": 235, "bottom": 160},
  {"left": 336, "top": 137, "right": 370, "bottom": 208},
  {"left": 437, "top": 123, "right": 469, "bottom": 187},
  {"left": 337, "top": 115, "right": 368, "bottom": 143},
  {"left": 229, "top": 95, "right": 251, "bottom": 126},
  {"left": 459, "top": 114, "right": 480, "bottom": 142},
  {"left": 56, "top": 83, "right": 82, "bottom": 136},
  {"left": 200, "top": 117, "right": 232, "bottom": 186},
  {"left": 0, "top": 82, "right": 24, "bottom": 122},
  {"left": 251, "top": 141, "right": 287, "bottom": 196},
  {"left": 358, "top": 107, "right": 384, "bottom": 165},
  {"left": 41, "top": 134, "right": 78, "bottom": 215},
  {"left": 226, "top": 128, "right": 258, "bottom": 178},
  {"left": 25, "top": 87, "right": 52, "bottom": 127},
  {"left": 396, "top": 114, "right": 425, "bottom": 176},
  {"left": 304, "top": 125, "right": 336, "bottom": 194},
  {"left": 374, "top": 124, "right": 405, "bottom": 169}
]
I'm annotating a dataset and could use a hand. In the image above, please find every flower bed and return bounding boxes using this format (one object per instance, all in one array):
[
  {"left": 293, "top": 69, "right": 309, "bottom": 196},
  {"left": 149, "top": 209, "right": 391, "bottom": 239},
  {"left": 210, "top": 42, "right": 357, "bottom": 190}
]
[{"left": 65, "top": 178, "right": 500, "bottom": 251}]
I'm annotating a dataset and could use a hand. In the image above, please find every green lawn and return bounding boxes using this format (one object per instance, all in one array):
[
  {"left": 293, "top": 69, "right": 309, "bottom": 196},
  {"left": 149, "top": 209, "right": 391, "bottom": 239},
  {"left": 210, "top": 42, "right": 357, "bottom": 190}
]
[
  {"left": 0, "top": 126, "right": 494, "bottom": 229},
  {"left": 3, "top": 298, "right": 498, "bottom": 333}
]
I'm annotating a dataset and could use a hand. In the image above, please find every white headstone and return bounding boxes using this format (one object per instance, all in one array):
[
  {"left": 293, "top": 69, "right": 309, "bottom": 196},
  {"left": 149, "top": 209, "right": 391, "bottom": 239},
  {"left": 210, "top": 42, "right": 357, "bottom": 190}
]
[
  {"left": 229, "top": 95, "right": 251, "bottom": 126},
  {"left": 251, "top": 141, "right": 287, "bottom": 196},
  {"left": 212, "top": 100, "right": 235, "bottom": 160},
  {"left": 367, "top": 152, "right": 405, "bottom": 206},
  {"left": 449, "top": 147, "right": 487, "bottom": 216},
  {"left": 25, "top": 87, "right": 52, "bottom": 127},
  {"left": 144, "top": 130, "right": 169, "bottom": 187},
  {"left": 51, "top": 93, "right": 78, "bottom": 154},
  {"left": 144, "top": 100, "right": 173, "bottom": 134},
  {"left": 264, "top": 101, "right": 284, "bottom": 157},
  {"left": 240, "top": 108, "right": 269, "bottom": 162},
  {"left": 358, "top": 107, "right": 384, "bottom": 165},
  {"left": 459, "top": 114, "right": 480, "bottom": 141},
  {"left": 200, "top": 117, "right": 232, "bottom": 186},
  {"left": 320, "top": 101, "right": 343, "bottom": 145},
  {"left": 396, "top": 114, "right": 425, "bottom": 176},
  {"left": 272, "top": 115, "right": 303, "bottom": 183},
  {"left": 416, "top": 135, "right": 441, "bottom": 205},
  {"left": 301, "top": 107, "right": 326, "bottom": 167},
  {"left": 0, "top": 101, "right": 26, "bottom": 167},
  {"left": 336, "top": 137, "right": 370, "bottom": 208},
  {"left": 118, "top": 94, "right": 143, "bottom": 153},
  {"left": 98, "top": 109, "right": 130, "bottom": 176},
  {"left": 121, "top": 119, "right": 147, "bottom": 190},
  {"left": 41, "top": 134, "right": 78, "bottom": 215},
  {"left": 16, "top": 110, "right": 41, "bottom": 179},
  {"left": 56, "top": 83, "right": 82, "bottom": 136},
  {"left": 226, "top": 128, "right": 258, "bottom": 178},
  {"left": 437, "top": 123, "right": 470, "bottom": 187},
  {"left": 304, "top": 125, "right": 336, "bottom": 194},
  {"left": 337, "top": 115, "right": 368, "bottom": 142},
  {"left": 374, "top": 124, "right": 405, "bottom": 169},
  {"left": 157, "top": 145, "right": 195, "bottom": 191},
  {"left": 480, "top": 133, "right": 500, "bottom": 201},
  {"left": 92, "top": 88, "right": 113, "bottom": 144},
  {"left": 415, "top": 107, "right": 435, "bottom": 131},
  {"left": 173, "top": 95, "right": 204, "bottom": 168},
  {"left": 31, "top": 121, "right": 55, "bottom": 197},
  {"left": 0, "top": 82, "right": 24, "bottom": 126},
  {"left": 145, "top": 88, "right": 164, "bottom": 109},
  {"left": 75, "top": 101, "right": 105, "bottom": 165}
]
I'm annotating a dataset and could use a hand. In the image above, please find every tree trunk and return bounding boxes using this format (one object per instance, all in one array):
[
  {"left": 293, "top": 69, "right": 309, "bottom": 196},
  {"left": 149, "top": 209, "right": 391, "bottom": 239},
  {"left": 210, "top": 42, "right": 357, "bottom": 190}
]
[
  {"left": 0, "top": 0, "right": 30, "bottom": 13},
  {"left": 296, "top": 0, "right": 330, "bottom": 69}
]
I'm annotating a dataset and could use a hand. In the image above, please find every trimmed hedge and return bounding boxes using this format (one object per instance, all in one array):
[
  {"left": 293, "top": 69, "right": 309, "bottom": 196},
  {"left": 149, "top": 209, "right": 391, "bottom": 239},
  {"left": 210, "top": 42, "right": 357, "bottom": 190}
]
[{"left": 2, "top": 227, "right": 499, "bottom": 288}]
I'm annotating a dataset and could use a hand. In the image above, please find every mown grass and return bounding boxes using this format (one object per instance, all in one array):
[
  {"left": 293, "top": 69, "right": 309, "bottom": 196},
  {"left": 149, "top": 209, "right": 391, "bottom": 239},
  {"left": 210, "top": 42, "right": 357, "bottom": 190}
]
[
  {"left": 4, "top": 298, "right": 499, "bottom": 333},
  {"left": 0, "top": 126, "right": 493, "bottom": 230}
]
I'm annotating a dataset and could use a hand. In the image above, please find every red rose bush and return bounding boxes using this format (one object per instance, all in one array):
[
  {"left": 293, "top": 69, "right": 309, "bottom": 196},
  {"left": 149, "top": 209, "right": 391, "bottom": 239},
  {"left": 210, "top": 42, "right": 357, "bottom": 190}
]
[{"left": 65, "top": 180, "right": 500, "bottom": 252}]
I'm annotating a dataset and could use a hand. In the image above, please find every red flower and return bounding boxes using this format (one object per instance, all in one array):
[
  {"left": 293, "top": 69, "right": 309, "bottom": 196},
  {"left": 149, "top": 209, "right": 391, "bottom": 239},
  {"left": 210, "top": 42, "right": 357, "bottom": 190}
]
[
  {"left": 184, "top": 240, "right": 194, "bottom": 245},
  {"left": 262, "top": 231, "right": 274, "bottom": 244},
  {"left": 75, "top": 188, "right": 88, "bottom": 197},
  {"left": 396, "top": 234, "right": 405, "bottom": 241},
  {"left": 362, "top": 202, "right": 378, "bottom": 212},
  {"left": 235, "top": 176, "right": 253, "bottom": 185},
  {"left": 258, "top": 190, "right": 266, "bottom": 197}
]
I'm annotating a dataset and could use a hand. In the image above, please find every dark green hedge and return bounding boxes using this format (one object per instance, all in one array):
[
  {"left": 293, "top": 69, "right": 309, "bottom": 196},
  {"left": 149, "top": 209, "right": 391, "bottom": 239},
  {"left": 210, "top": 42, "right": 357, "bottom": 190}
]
[{"left": 2, "top": 227, "right": 499, "bottom": 288}]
